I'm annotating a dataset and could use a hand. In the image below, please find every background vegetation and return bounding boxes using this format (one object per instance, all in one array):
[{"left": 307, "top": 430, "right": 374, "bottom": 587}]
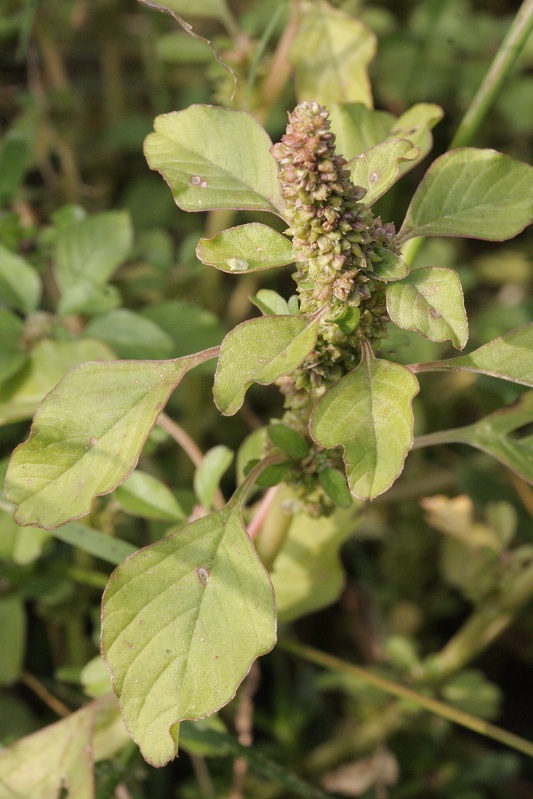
[{"left": 0, "top": 0, "right": 532, "bottom": 797}]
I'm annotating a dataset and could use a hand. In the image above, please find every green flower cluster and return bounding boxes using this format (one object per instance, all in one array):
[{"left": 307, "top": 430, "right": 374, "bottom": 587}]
[{"left": 271, "top": 100, "right": 397, "bottom": 391}]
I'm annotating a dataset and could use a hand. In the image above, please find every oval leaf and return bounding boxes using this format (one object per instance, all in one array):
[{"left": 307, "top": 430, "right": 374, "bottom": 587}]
[
  {"left": 115, "top": 470, "right": 185, "bottom": 521},
  {"left": 348, "top": 139, "right": 418, "bottom": 204},
  {"left": 101, "top": 502, "right": 276, "bottom": 766},
  {"left": 144, "top": 106, "right": 283, "bottom": 215},
  {"left": 197, "top": 223, "right": 295, "bottom": 273},
  {"left": 5, "top": 355, "right": 210, "bottom": 529},
  {"left": 415, "top": 324, "right": 533, "bottom": 386},
  {"left": 194, "top": 445, "right": 234, "bottom": 510},
  {"left": 0, "top": 245, "right": 41, "bottom": 314},
  {"left": 399, "top": 148, "right": 533, "bottom": 242},
  {"left": 386, "top": 267, "right": 468, "bottom": 349},
  {"left": 290, "top": 1, "right": 376, "bottom": 108},
  {"left": 214, "top": 315, "right": 319, "bottom": 415},
  {"left": 311, "top": 356, "right": 419, "bottom": 499},
  {"left": 372, "top": 248, "right": 409, "bottom": 282}
]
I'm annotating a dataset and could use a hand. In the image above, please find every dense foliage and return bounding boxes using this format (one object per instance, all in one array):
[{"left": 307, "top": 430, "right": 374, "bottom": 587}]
[{"left": 0, "top": 1, "right": 532, "bottom": 797}]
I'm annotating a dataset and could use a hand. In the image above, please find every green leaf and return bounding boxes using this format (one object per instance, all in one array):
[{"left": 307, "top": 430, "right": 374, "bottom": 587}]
[
  {"left": 251, "top": 289, "right": 290, "bottom": 316},
  {"left": 0, "top": 245, "right": 41, "bottom": 314},
  {"left": 348, "top": 139, "right": 418, "bottom": 204},
  {"left": 271, "top": 494, "right": 357, "bottom": 624},
  {"left": 115, "top": 470, "right": 185, "bottom": 521},
  {"left": 290, "top": 1, "right": 376, "bottom": 108},
  {"left": 399, "top": 149, "right": 533, "bottom": 242},
  {"left": 421, "top": 391, "right": 533, "bottom": 485},
  {"left": 214, "top": 315, "right": 319, "bottom": 415},
  {"left": 50, "top": 522, "right": 136, "bottom": 565},
  {"left": 144, "top": 106, "right": 283, "bottom": 215},
  {"left": 318, "top": 468, "right": 353, "bottom": 509},
  {"left": 268, "top": 424, "right": 309, "bottom": 459},
  {"left": 55, "top": 211, "right": 133, "bottom": 316},
  {"left": 417, "top": 324, "right": 533, "bottom": 386},
  {"left": 101, "top": 500, "right": 276, "bottom": 766},
  {"left": 0, "top": 596, "right": 25, "bottom": 686},
  {"left": 255, "top": 460, "right": 293, "bottom": 488},
  {"left": 5, "top": 355, "right": 210, "bottom": 529},
  {"left": 0, "top": 312, "right": 27, "bottom": 387},
  {"left": 196, "top": 223, "right": 295, "bottom": 273},
  {"left": 372, "top": 249, "right": 409, "bottom": 282},
  {"left": 386, "top": 267, "right": 469, "bottom": 349},
  {"left": 162, "top": 0, "right": 232, "bottom": 23},
  {"left": 193, "top": 445, "right": 234, "bottom": 510},
  {"left": 311, "top": 356, "right": 419, "bottom": 500},
  {"left": 0, "top": 700, "right": 98, "bottom": 799},
  {"left": 389, "top": 103, "right": 444, "bottom": 176},
  {"left": 85, "top": 309, "right": 175, "bottom": 359},
  {"left": 0, "top": 512, "right": 50, "bottom": 565},
  {"left": 0, "top": 134, "right": 29, "bottom": 203},
  {"left": 329, "top": 103, "right": 395, "bottom": 159},
  {"left": 0, "top": 338, "right": 115, "bottom": 427}
]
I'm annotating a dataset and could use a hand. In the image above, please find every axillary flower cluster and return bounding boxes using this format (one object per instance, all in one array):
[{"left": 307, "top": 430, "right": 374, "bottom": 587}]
[{"left": 271, "top": 100, "right": 398, "bottom": 393}]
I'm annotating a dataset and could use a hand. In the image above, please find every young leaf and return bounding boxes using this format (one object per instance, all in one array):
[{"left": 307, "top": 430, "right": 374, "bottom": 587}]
[
  {"left": 318, "top": 467, "right": 353, "bottom": 509},
  {"left": 0, "top": 699, "right": 99, "bottom": 799},
  {"left": 389, "top": 103, "right": 444, "bottom": 175},
  {"left": 290, "top": 1, "right": 376, "bottom": 108},
  {"left": 386, "top": 267, "right": 469, "bottom": 349},
  {"left": 0, "top": 338, "right": 115, "bottom": 427},
  {"left": 311, "top": 356, "right": 419, "bottom": 500},
  {"left": 193, "top": 445, "right": 234, "bottom": 510},
  {"left": 399, "top": 149, "right": 533, "bottom": 242},
  {"left": 416, "top": 391, "right": 533, "bottom": 485},
  {"left": 348, "top": 139, "right": 418, "bottom": 205},
  {"left": 55, "top": 211, "right": 133, "bottom": 315},
  {"left": 101, "top": 499, "right": 276, "bottom": 766},
  {"left": 5, "top": 355, "right": 213, "bottom": 529},
  {"left": 372, "top": 249, "right": 409, "bottom": 282},
  {"left": 0, "top": 245, "right": 41, "bottom": 314},
  {"left": 144, "top": 106, "right": 283, "bottom": 215},
  {"left": 196, "top": 223, "right": 295, "bottom": 273},
  {"left": 413, "top": 324, "right": 533, "bottom": 386},
  {"left": 268, "top": 424, "right": 309, "bottom": 459},
  {"left": 251, "top": 289, "right": 290, "bottom": 316},
  {"left": 115, "top": 469, "right": 185, "bottom": 521},
  {"left": 213, "top": 315, "right": 319, "bottom": 415}
]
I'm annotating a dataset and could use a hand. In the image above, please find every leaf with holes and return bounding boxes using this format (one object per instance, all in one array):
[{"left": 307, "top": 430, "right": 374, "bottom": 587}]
[
  {"left": 197, "top": 224, "right": 295, "bottom": 273},
  {"left": 311, "top": 356, "right": 419, "bottom": 499},
  {"left": 214, "top": 315, "right": 319, "bottom": 415},
  {"left": 386, "top": 267, "right": 468, "bottom": 349},
  {"left": 5, "top": 354, "right": 214, "bottom": 529},
  {"left": 144, "top": 106, "right": 283, "bottom": 215},
  {"left": 101, "top": 498, "right": 276, "bottom": 766},
  {"left": 348, "top": 139, "right": 418, "bottom": 204},
  {"left": 399, "top": 149, "right": 533, "bottom": 242}
]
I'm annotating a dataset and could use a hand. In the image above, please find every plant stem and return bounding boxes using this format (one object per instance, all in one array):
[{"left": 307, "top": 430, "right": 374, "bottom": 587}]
[
  {"left": 245, "top": 1, "right": 286, "bottom": 113},
  {"left": 450, "top": 0, "right": 533, "bottom": 149},
  {"left": 412, "top": 427, "right": 467, "bottom": 450},
  {"left": 20, "top": 671, "right": 70, "bottom": 717},
  {"left": 279, "top": 638, "right": 533, "bottom": 759}
]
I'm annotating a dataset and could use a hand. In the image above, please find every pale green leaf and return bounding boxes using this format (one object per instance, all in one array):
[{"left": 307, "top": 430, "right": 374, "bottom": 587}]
[
  {"left": 0, "top": 245, "right": 41, "bottom": 314},
  {"left": 0, "top": 596, "right": 25, "bottom": 685},
  {"left": 251, "top": 289, "right": 290, "bottom": 316},
  {"left": 417, "top": 324, "right": 533, "bottom": 386},
  {"left": 271, "top": 491, "right": 357, "bottom": 624},
  {"left": 0, "top": 512, "right": 50, "bottom": 565},
  {"left": 115, "top": 470, "right": 185, "bottom": 521},
  {"left": 418, "top": 391, "right": 533, "bottom": 485},
  {"left": 214, "top": 315, "right": 319, "bottom": 415},
  {"left": 5, "top": 355, "right": 210, "bottom": 529},
  {"left": 50, "top": 522, "right": 136, "bottom": 565},
  {"left": 329, "top": 103, "right": 395, "bottom": 159},
  {"left": 348, "top": 139, "right": 418, "bottom": 204},
  {"left": 386, "top": 267, "right": 468, "bottom": 349},
  {"left": 400, "top": 149, "right": 533, "bottom": 242},
  {"left": 196, "top": 224, "right": 294, "bottom": 273},
  {"left": 194, "top": 445, "right": 234, "bottom": 510},
  {"left": 330, "top": 102, "right": 442, "bottom": 173},
  {"left": 290, "top": 0, "right": 376, "bottom": 108},
  {"left": 101, "top": 501, "right": 276, "bottom": 766},
  {"left": 0, "top": 338, "right": 115, "bottom": 427},
  {"left": 267, "top": 424, "right": 309, "bottom": 459},
  {"left": 55, "top": 211, "right": 133, "bottom": 315},
  {"left": 311, "top": 356, "right": 419, "bottom": 499},
  {"left": 85, "top": 309, "right": 175, "bottom": 359},
  {"left": 144, "top": 106, "right": 283, "bottom": 215},
  {"left": 0, "top": 701, "right": 96, "bottom": 799}
]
